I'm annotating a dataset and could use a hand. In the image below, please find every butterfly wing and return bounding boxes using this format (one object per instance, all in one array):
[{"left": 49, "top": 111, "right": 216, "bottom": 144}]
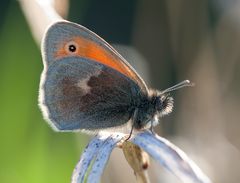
[
  {"left": 39, "top": 21, "right": 148, "bottom": 131},
  {"left": 43, "top": 21, "right": 148, "bottom": 92}
]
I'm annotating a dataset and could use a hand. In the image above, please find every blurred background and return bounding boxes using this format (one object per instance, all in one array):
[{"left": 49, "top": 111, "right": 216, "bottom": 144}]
[{"left": 0, "top": 0, "right": 240, "bottom": 182}]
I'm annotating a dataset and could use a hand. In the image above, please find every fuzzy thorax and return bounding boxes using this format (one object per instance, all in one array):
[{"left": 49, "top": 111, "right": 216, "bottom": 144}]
[{"left": 133, "top": 89, "right": 174, "bottom": 130}]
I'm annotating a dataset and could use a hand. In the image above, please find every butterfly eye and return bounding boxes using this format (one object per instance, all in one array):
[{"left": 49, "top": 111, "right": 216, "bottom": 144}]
[{"left": 65, "top": 41, "right": 78, "bottom": 54}]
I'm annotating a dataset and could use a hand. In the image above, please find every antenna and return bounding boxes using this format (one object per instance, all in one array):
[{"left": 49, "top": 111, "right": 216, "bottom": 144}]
[{"left": 161, "top": 80, "right": 194, "bottom": 94}]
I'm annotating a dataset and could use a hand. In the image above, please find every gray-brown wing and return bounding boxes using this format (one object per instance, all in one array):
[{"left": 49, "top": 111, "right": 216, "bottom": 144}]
[{"left": 39, "top": 57, "right": 144, "bottom": 131}]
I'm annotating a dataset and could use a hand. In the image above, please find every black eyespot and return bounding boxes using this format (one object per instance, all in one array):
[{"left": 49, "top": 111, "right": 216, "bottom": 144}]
[
  {"left": 65, "top": 41, "right": 78, "bottom": 54},
  {"left": 68, "top": 44, "right": 76, "bottom": 52}
]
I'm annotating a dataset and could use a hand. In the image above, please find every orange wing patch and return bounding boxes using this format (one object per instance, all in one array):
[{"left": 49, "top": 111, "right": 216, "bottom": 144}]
[{"left": 55, "top": 36, "right": 137, "bottom": 82}]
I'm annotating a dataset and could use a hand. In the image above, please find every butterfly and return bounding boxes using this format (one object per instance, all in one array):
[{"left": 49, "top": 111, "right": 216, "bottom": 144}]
[{"left": 39, "top": 20, "right": 193, "bottom": 133}]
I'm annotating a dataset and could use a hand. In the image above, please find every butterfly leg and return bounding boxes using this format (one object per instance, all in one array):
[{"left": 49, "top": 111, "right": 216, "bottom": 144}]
[
  {"left": 150, "top": 120, "right": 157, "bottom": 135},
  {"left": 150, "top": 120, "right": 154, "bottom": 133},
  {"left": 124, "top": 109, "right": 138, "bottom": 141}
]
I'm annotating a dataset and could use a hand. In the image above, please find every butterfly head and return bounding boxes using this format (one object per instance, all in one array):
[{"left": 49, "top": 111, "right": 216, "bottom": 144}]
[
  {"left": 133, "top": 80, "right": 194, "bottom": 130},
  {"left": 155, "top": 93, "right": 174, "bottom": 117}
]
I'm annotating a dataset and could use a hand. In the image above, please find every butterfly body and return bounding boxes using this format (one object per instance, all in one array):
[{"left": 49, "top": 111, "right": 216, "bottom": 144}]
[{"left": 39, "top": 21, "right": 174, "bottom": 133}]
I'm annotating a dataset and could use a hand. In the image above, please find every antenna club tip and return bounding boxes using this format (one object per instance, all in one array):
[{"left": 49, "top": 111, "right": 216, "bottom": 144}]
[
  {"left": 185, "top": 80, "right": 195, "bottom": 87},
  {"left": 161, "top": 80, "right": 195, "bottom": 94}
]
